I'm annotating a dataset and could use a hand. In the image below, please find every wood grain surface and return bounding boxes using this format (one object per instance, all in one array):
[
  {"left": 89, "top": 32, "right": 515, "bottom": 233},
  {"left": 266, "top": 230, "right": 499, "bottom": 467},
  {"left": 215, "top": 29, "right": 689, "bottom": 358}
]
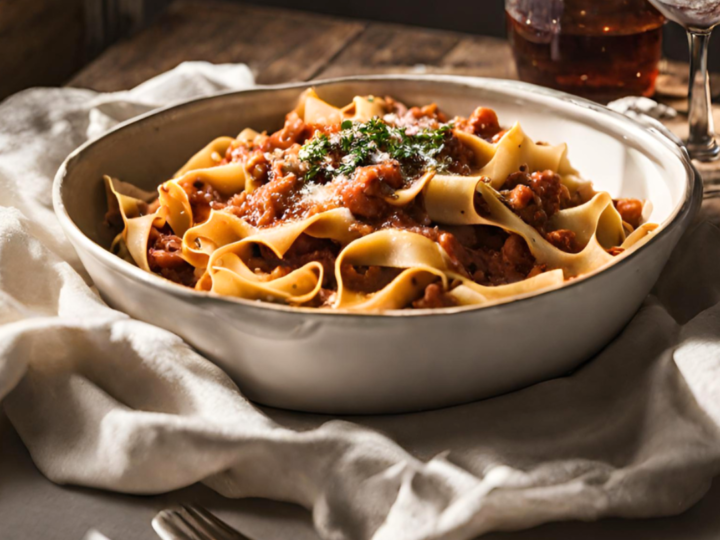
[
  {"left": 0, "top": 0, "right": 85, "bottom": 99},
  {"left": 68, "top": 0, "right": 516, "bottom": 91},
  {"left": 70, "top": 0, "right": 364, "bottom": 90},
  {"left": 68, "top": 0, "right": 700, "bottom": 105},
  {"left": 68, "top": 0, "right": 720, "bottom": 179}
]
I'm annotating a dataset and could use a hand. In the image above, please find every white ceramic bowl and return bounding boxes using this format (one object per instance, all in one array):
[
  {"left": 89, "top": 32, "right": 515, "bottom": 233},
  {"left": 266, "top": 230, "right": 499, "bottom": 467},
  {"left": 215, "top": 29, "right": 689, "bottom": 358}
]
[{"left": 54, "top": 76, "right": 700, "bottom": 414}]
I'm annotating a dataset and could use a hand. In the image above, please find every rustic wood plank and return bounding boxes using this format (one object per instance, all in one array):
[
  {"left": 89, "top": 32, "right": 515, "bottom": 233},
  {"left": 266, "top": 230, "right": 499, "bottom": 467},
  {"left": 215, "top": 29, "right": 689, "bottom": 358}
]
[
  {"left": 69, "top": 0, "right": 518, "bottom": 92},
  {"left": 0, "top": 0, "right": 85, "bottom": 99},
  {"left": 315, "top": 22, "right": 515, "bottom": 80},
  {"left": 69, "top": 0, "right": 366, "bottom": 92},
  {"left": 439, "top": 37, "right": 517, "bottom": 79},
  {"left": 254, "top": 12, "right": 365, "bottom": 84},
  {"left": 316, "top": 23, "right": 462, "bottom": 78}
]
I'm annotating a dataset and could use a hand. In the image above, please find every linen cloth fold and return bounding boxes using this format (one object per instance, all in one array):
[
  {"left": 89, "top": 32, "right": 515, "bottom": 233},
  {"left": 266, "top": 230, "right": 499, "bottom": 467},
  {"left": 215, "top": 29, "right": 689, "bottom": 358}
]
[{"left": 1, "top": 62, "right": 720, "bottom": 540}]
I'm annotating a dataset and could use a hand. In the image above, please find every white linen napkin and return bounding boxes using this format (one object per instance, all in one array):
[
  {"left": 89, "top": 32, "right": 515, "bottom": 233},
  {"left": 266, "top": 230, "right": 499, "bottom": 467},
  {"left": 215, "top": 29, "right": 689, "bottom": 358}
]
[{"left": 2, "top": 62, "right": 720, "bottom": 540}]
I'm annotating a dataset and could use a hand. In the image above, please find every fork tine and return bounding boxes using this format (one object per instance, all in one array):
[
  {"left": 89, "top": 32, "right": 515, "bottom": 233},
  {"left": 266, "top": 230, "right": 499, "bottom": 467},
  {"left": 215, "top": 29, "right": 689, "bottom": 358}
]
[
  {"left": 153, "top": 509, "right": 207, "bottom": 540},
  {"left": 152, "top": 510, "right": 184, "bottom": 540},
  {"left": 175, "top": 509, "right": 217, "bottom": 540},
  {"left": 180, "top": 505, "right": 250, "bottom": 540}
]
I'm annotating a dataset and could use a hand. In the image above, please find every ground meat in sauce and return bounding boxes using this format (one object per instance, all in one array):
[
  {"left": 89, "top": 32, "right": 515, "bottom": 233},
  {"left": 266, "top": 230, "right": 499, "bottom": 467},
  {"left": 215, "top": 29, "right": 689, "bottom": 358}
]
[
  {"left": 337, "top": 161, "right": 404, "bottom": 219},
  {"left": 503, "top": 169, "right": 572, "bottom": 230},
  {"left": 412, "top": 282, "right": 458, "bottom": 309},
  {"left": 444, "top": 228, "right": 536, "bottom": 284},
  {"left": 386, "top": 101, "right": 449, "bottom": 130},
  {"left": 244, "top": 149, "right": 271, "bottom": 185},
  {"left": 439, "top": 132, "right": 478, "bottom": 175},
  {"left": 181, "top": 179, "right": 226, "bottom": 223},
  {"left": 265, "top": 111, "right": 311, "bottom": 151},
  {"left": 147, "top": 225, "right": 198, "bottom": 287},
  {"left": 341, "top": 265, "right": 403, "bottom": 294},
  {"left": 545, "top": 229, "right": 579, "bottom": 253},
  {"left": 458, "top": 107, "right": 502, "bottom": 140},
  {"left": 614, "top": 198, "right": 644, "bottom": 229},
  {"left": 226, "top": 172, "right": 305, "bottom": 226},
  {"left": 499, "top": 168, "right": 585, "bottom": 253},
  {"left": 401, "top": 223, "right": 544, "bottom": 286},
  {"left": 112, "top": 97, "right": 647, "bottom": 307},
  {"left": 253, "top": 235, "right": 340, "bottom": 288}
]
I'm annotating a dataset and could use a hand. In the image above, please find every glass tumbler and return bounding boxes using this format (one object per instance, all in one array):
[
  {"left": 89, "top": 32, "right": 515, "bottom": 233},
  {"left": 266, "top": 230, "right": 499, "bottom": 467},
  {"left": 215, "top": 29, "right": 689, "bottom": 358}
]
[{"left": 506, "top": 0, "right": 665, "bottom": 102}]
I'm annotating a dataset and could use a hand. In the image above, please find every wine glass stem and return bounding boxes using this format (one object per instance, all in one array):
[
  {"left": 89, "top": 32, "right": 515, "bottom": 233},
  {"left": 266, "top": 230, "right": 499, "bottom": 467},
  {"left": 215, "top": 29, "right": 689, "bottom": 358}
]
[{"left": 687, "top": 29, "right": 720, "bottom": 161}]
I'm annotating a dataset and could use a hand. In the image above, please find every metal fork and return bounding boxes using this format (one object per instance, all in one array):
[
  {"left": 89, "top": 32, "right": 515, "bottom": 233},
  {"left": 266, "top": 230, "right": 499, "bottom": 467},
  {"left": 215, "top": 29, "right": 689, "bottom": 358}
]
[{"left": 153, "top": 505, "right": 253, "bottom": 540}]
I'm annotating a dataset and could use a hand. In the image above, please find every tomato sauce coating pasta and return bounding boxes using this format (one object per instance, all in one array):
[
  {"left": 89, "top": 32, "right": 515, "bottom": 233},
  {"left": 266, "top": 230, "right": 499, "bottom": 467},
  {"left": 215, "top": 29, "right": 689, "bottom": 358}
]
[{"left": 104, "top": 90, "right": 657, "bottom": 311}]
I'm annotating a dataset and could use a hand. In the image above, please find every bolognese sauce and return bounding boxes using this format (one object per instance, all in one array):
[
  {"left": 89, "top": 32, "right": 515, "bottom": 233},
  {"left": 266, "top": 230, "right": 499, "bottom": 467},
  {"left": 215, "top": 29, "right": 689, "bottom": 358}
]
[{"left": 111, "top": 96, "right": 647, "bottom": 308}]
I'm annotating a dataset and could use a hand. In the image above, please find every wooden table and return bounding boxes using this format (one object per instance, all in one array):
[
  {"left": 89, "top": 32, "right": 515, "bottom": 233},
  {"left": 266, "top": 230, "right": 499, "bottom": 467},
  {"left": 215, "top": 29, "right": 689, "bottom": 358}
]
[
  {"left": 15, "top": 1, "right": 708, "bottom": 538},
  {"left": 69, "top": 0, "right": 720, "bottom": 183},
  {"left": 69, "top": 0, "right": 517, "bottom": 91}
]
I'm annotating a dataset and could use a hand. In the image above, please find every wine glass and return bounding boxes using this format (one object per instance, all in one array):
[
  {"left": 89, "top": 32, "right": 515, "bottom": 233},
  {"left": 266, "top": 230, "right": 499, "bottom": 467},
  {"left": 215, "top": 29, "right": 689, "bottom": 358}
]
[{"left": 647, "top": 0, "right": 720, "bottom": 161}]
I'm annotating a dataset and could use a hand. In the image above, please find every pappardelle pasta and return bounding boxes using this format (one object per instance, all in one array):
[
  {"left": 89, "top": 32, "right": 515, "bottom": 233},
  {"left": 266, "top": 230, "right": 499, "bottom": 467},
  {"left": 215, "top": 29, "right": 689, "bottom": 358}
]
[{"left": 104, "top": 89, "right": 657, "bottom": 311}]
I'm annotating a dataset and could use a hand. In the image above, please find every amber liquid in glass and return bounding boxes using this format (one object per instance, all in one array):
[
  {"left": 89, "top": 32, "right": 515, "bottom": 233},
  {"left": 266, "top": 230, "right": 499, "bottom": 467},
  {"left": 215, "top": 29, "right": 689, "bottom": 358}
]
[{"left": 507, "top": 0, "right": 665, "bottom": 102}]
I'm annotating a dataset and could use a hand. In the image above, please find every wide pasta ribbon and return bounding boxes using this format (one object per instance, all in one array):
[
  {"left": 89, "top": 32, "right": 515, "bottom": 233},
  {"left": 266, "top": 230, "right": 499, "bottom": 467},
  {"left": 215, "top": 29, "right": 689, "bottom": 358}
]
[
  {"left": 425, "top": 174, "right": 656, "bottom": 278},
  {"left": 203, "top": 208, "right": 359, "bottom": 304},
  {"left": 455, "top": 124, "right": 578, "bottom": 189},
  {"left": 174, "top": 136, "right": 235, "bottom": 177},
  {"left": 105, "top": 152, "right": 247, "bottom": 271},
  {"left": 103, "top": 90, "right": 658, "bottom": 311},
  {"left": 105, "top": 176, "right": 167, "bottom": 272},
  {"left": 446, "top": 269, "right": 566, "bottom": 306},
  {"left": 182, "top": 211, "right": 257, "bottom": 269},
  {"left": 296, "top": 88, "right": 388, "bottom": 125},
  {"left": 333, "top": 230, "right": 450, "bottom": 311}
]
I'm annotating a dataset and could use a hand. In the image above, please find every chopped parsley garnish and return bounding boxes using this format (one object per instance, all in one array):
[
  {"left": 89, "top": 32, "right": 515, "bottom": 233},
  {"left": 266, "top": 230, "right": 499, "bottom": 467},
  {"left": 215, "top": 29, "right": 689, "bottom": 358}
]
[
  {"left": 298, "top": 134, "right": 331, "bottom": 179},
  {"left": 299, "top": 117, "right": 454, "bottom": 180}
]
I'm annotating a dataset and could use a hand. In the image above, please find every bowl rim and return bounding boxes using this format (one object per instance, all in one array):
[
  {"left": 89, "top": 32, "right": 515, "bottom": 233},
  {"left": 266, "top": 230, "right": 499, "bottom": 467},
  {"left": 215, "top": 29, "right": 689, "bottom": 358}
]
[{"left": 53, "top": 74, "right": 701, "bottom": 320}]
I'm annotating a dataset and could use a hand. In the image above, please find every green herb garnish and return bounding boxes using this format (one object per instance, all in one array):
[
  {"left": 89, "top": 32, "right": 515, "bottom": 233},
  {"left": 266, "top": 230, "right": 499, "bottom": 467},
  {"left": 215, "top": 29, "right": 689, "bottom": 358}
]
[
  {"left": 298, "top": 133, "right": 331, "bottom": 180},
  {"left": 299, "top": 117, "right": 454, "bottom": 180}
]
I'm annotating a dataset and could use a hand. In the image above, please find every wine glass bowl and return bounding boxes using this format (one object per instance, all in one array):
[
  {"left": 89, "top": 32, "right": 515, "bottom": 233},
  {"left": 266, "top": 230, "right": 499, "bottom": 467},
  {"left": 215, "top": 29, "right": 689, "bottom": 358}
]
[
  {"left": 648, "top": 0, "right": 720, "bottom": 161},
  {"left": 649, "top": 0, "right": 720, "bottom": 30}
]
